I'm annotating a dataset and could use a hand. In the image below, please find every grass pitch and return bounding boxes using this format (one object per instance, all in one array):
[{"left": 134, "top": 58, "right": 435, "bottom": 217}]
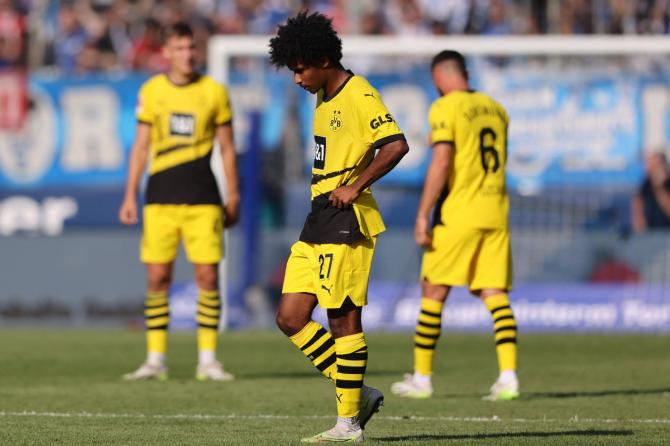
[{"left": 0, "top": 330, "right": 668, "bottom": 445}]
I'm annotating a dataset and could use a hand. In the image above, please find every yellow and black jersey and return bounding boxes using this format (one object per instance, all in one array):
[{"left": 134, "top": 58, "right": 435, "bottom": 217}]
[
  {"left": 136, "top": 73, "right": 232, "bottom": 205},
  {"left": 299, "top": 73, "right": 405, "bottom": 244},
  {"left": 429, "top": 90, "right": 509, "bottom": 229}
]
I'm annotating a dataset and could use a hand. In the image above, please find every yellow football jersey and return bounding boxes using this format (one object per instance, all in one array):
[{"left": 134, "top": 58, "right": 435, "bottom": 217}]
[
  {"left": 136, "top": 73, "right": 232, "bottom": 204},
  {"left": 299, "top": 73, "right": 405, "bottom": 244},
  {"left": 429, "top": 90, "right": 509, "bottom": 229}
]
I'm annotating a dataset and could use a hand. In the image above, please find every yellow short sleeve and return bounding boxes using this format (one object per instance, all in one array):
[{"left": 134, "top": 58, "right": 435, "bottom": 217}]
[
  {"left": 360, "top": 91, "right": 404, "bottom": 148},
  {"left": 215, "top": 84, "right": 233, "bottom": 126},
  {"left": 136, "top": 83, "right": 153, "bottom": 124},
  {"left": 429, "top": 99, "right": 455, "bottom": 145}
]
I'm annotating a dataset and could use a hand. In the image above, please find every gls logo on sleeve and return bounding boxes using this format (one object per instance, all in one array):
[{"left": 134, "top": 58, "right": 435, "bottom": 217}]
[
  {"left": 370, "top": 113, "right": 394, "bottom": 130},
  {"left": 314, "top": 135, "right": 326, "bottom": 169},
  {"left": 170, "top": 113, "right": 195, "bottom": 136}
]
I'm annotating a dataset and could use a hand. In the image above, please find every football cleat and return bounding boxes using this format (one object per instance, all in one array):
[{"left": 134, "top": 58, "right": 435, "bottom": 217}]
[
  {"left": 195, "top": 360, "right": 235, "bottom": 381},
  {"left": 482, "top": 378, "right": 519, "bottom": 401},
  {"left": 359, "top": 385, "right": 384, "bottom": 429},
  {"left": 301, "top": 422, "right": 363, "bottom": 443},
  {"left": 390, "top": 373, "right": 433, "bottom": 399},
  {"left": 122, "top": 362, "right": 168, "bottom": 381}
]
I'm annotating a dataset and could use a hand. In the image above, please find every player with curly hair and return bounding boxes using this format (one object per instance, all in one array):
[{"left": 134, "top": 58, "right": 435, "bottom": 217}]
[{"left": 270, "top": 11, "right": 409, "bottom": 443}]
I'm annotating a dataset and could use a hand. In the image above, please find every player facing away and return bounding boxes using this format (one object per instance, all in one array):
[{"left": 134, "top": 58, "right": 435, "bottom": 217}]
[
  {"left": 391, "top": 50, "right": 519, "bottom": 401},
  {"left": 269, "top": 11, "right": 409, "bottom": 443},
  {"left": 118, "top": 22, "right": 240, "bottom": 381}
]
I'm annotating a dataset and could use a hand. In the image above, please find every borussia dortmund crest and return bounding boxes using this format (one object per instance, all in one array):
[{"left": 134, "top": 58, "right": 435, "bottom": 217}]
[{"left": 329, "top": 110, "right": 342, "bottom": 132}]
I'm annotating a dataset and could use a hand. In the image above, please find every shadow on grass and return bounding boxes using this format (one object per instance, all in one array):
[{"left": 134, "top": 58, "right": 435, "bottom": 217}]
[
  {"left": 376, "top": 429, "right": 634, "bottom": 442},
  {"left": 429, "top": 387, "right": 670, "bottom": 401},
  {"left": 526, "top": 387, "right": 670, "bottom": 399},
  {"left": 241, "top": 370, "right": 400, "bottom": 380}
]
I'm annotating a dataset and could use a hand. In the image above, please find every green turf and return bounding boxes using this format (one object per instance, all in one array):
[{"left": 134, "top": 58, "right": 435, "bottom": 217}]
[{"left": 0, "top": 330, "right": 668, "bottom": 445}]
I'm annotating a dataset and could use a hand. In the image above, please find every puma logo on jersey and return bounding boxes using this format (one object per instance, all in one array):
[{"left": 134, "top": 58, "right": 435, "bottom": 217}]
[
  {"left": 370, "top": 113, "right": 394, "bottom": 129},
  {"left": 321, "top": 284, "right": 332, "bottom": 295},
  {"left": 364, "top": 93, "right": 375, "bottom": 98},
  {"left": 170, "top": 113, "right": 195, "bottom": 136}
]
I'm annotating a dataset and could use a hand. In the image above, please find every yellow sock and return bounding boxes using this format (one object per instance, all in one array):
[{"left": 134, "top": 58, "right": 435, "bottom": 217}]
[
  {"left": 145, "top": 290, "right": 169, "bottom": 354},
  {"left": 334, "top": 333, "right": 367, "bottom": 418},
  {"left": 196, "top": 289, "right": 221, "bottom": 352},
  {"left": 289, "top": 321, "right": 337, "bottom": 384},
  {"left": 484, "top": 293, "right": 518, "bottom": 373},
  {"left": 414, "top": 298, "right": 444, "bottom": 376}
]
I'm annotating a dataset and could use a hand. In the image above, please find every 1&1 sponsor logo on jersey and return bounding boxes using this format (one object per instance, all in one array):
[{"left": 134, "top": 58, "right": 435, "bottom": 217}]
[
  {"left": 314, "top": 135, "right": 326, "bottom": 170},
  {"left": 169, "top": 113, "right": 195, "bottom": 136}
]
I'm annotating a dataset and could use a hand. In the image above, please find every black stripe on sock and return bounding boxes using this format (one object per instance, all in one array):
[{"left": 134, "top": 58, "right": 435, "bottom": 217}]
[
  {"left": 197, "top": 322, "right": 219, "bottom": 329},
  {"left": 415, "top": 331, "right": 440, "bottom": 340},
  {"left": 336, "top": 352, "right": 368, "bottom": 361},
  {"left": 144, "top": 302, "right": 168, "bottom": 309},
  {"left": 494, "top": 315, "right": 515, "bottom": 324},
  {"left": 420, "top": 308, "right": 441, "bottom": 318},
  {"left": 494, "top": 324, "right": 517, "bottom": 334},
  {"left": 300, "top": 327, "right": 329, "bottom": 352},
  {"left": 489, "top": 305, "right": 511, "bottom": 314},
  {"left": 145, "top": 312, "right": 169, "bottom": 320},
  {"left": 197, "top": 311, "right": 220, "bottom": 320},
  {"left": 337, "top": 365, "right": 367, "bottom": 374},
  {"left": 146, "top": 325, "right": 168, "bottom": 330},
  {"left": 315, "top": 354, "right": 336, "bottom": 371},
  {"left": 418, "top": 320, "right": 441, "bottom": 329},
  {"left": 198, "top": 301, "right": 221, "bottom": 310},
  {"left": 336, "top": 379, "right": 363, "bottom": 389},
  {"left": 415, "top": 341, "right": 436, "bottom": 350},
  {"left": 307, "top": 338, "right": 335, "bottom": 360},
  {"left": 496, "top": 337, "right": 517, "bottom": 346}
]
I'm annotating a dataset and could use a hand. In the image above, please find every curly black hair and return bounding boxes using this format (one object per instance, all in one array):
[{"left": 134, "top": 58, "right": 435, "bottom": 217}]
[{"left": 269, "top": 11, "right": 342, "bottom": 69}]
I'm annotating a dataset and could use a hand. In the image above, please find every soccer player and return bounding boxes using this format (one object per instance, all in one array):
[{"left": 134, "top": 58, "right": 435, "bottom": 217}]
[
  {"left": 118, "top": 22, "right": 240, "bottom": 381},
  {"left": 269, "top": 11, "right": 409, "bottom": 443},
  {"left": 391, "top": 50, "right": 519, "bottom": 401}
]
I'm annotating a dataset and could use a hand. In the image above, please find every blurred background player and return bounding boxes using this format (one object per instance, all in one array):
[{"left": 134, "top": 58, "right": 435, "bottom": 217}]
[
  {"left": 391, "top": 50, "right": 518, "bottom": 401},
  {"left": 270, "top": 11, "right": 409, "bottom": 443},
  {"left": 118, "top": 22, "right": 240, "bottom": 381},
  {"left": 632, "top": 151, "right": 670, "bottom": 233}
]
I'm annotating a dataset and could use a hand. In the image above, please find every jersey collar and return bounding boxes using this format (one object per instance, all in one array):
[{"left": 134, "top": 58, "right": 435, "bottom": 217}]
[
  {"left": 322, "top": 70, "right": 354, "bottom": 103},
  {"left": 164, "top": 72, "right": 201, "bottom": 87}
]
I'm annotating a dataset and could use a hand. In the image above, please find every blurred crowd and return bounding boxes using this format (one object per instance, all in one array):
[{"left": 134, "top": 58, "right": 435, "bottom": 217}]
[{"left": 1, "top": 0, "right": 669, "bottom": 72}]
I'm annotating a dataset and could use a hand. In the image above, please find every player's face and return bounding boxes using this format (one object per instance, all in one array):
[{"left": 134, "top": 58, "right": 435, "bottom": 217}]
[
  {"left": 431, "top": 67, "right": 447, "bottom": 96},
  {"left": 290, "top": 63, "right": 326, "bottom": 94},
  {"left": 163, "top": 36, "right": 196, "bottom": 76}
]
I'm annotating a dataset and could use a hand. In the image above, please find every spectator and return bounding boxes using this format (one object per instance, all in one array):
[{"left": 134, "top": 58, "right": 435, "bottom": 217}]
[
  {"left": 631, "top": 151, "right": 670, "bottom": 233},
  {"left": 129, "top": 18, "right": 168, "bottom": 73},
  {"left": 26, "top": 0, "right": 670, "bottom": 73},
  {"left": 0, "top": 0, "right": 25, "bottom": 67},
  {"left": 54, "top": 4, "right": 89, "bottom": 72},
  {"left": 482, "top": 0, "right": 512, "bottom": 35}
]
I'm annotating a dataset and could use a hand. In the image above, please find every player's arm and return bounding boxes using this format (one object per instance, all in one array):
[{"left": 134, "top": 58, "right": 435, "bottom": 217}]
[
  {"left": 415, "top": 142, "right": 453, "bottom": 248},
  {"left": 631, "top": 192, "right": 646, "bottom": 233},
  {"left": 119, "top": 123, "right": 151, "bottom": 225},
  {"left": 216, "top": 124, "right": 240, "bottom": 228},
  {"left": 651, "top": 179, "right": 670, "bottom": 220},
  {"left": 328, "top": 138, "right": 409, "bottom": 209}
]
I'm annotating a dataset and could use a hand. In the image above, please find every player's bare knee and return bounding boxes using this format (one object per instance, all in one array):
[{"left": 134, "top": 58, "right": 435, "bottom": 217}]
[
  {"left": 147, "top": 271, "right": 172, "bottom": 291},
  {"left": 194, "top": 265, "right": 218, "bottom": 290},
  {"left": 275, "top": 311, "right": 308, "bottom": 337},
  {"left": 422, "top": 280, "right": 450, "bottom": 302}
]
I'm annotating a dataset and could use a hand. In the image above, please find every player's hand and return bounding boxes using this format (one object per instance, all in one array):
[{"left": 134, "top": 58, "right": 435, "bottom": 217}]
[
  {"left": 415, "top": 215, "right": 432, "bottom": 248},
  {"left": 119, "top": 197, "right": 138, "bottom": 225},
  {"left": 329, "top": 185, "right": 360, "bottom": 209},
  {"left": 223, "top": 194, "right": 240, "bottom": 228}
]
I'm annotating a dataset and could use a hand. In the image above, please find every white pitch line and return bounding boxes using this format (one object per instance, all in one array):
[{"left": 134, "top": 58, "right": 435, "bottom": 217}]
[{"left": 1, "top": 411, "right": 669, "bottom": 425}]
